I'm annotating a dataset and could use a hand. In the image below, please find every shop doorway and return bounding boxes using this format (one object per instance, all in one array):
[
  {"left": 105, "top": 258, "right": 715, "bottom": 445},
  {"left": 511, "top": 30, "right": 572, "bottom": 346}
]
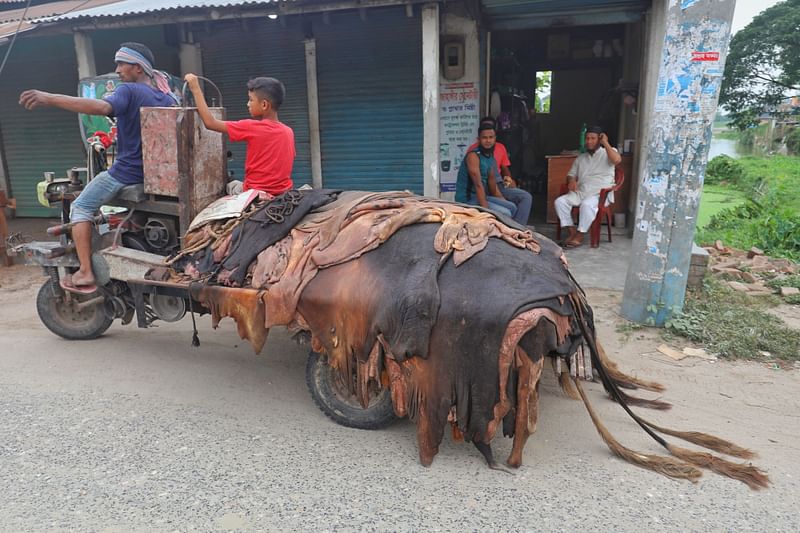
[{"left": 488, "top": 23, "right": 640, "bottom": 226}]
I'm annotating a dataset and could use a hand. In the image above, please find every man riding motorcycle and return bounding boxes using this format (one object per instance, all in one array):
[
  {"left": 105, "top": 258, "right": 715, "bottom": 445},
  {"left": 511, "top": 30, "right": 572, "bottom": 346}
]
[{"left": 19, "top": 42, "right": 178, "bottom": 289}]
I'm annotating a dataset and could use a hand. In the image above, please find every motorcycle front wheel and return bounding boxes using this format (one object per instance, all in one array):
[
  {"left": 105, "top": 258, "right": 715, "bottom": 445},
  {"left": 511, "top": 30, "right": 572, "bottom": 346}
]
[{"left": 36, "top": 279, "right": 113, "bottom": 340}]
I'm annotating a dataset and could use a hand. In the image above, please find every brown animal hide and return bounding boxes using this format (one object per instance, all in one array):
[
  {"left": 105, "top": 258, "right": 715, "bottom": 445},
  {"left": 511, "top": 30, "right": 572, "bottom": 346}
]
[
  {"left": 296, "top": 222, "right": 576, "bottom": 467},
  {"left": 190, "top": 284, "right": 269, "bottom": 353},
  {"left": 168, "top": 190, "right": 767, "bottom": 489},
  {"left": 252, "top": 192, "right": 542, "bottom": 328}
]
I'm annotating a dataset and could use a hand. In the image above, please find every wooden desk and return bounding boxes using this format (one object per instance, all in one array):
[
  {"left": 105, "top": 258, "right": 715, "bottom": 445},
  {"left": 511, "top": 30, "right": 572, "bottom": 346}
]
[{"left": 545, "top": 153, "right": 633, "bottom": 224}]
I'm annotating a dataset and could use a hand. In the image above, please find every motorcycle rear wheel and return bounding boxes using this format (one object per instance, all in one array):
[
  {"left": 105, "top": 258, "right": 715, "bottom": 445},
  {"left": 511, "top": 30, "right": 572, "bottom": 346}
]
[
  {"left": 36, "top": 280, "right": 113, "bottom": 340},
  {"left": 305, "top": 350, "right": 397, "bottom": 430}
]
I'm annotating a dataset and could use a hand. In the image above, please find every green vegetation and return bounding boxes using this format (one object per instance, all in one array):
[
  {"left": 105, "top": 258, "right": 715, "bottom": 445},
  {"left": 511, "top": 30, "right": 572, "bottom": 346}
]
[
  {"left": 704, "top": 155, "right": 744, "bottom": 185},
  {"left": 785, "top": 127, "right": 800, "bottom": 156},
  {"left": 665, "top": 278, "right": 800, "bottom": 360},
  {"left": 615, "top": 321, "right": 645, "bottom": 344},
  {"left": 714, "top": 129, "right": 740, "bottom": 141},
  {"left": 720, "top": 0, "right": 800, "bottom": 131},
  {"left": 696, "top": 185, "right": 746, "bottom": 228},
  {"left": 765, "top": 274, "right": 800, "bottom": 291},
  {"left": 697, "top": 155, "right": 800, "bottom": 261},
  {"left": 534, "top": 71, "right": 552, "bottom": 113}
]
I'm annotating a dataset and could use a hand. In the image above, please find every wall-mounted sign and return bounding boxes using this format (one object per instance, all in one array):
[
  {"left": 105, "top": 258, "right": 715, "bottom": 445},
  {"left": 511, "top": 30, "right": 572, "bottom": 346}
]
[
  {"left": 439, "top": 82, "right": 479, "bottom": 193},
  {"left": 691, "top": 51, "right": 719, "bottom": 61}
]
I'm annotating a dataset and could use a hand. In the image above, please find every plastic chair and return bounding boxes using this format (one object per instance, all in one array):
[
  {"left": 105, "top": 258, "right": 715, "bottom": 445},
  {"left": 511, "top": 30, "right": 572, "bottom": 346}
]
[{"left": 555, "top": 165, "right": 625, "bottom": 248}]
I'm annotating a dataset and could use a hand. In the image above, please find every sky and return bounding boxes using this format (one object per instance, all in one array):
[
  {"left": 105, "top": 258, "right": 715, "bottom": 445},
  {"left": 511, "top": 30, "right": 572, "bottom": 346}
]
[{"left": 731, "top": 0, "right": 783, "bottom": 34}]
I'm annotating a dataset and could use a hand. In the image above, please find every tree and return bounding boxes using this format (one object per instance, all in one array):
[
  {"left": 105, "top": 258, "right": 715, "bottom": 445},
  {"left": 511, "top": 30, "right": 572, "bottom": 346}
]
[
  {"left": 534, "top": 71, "right": 551, "bottom": 113},
  {"left": 720, "top": 0, "right": 800, "bottom": 131}
]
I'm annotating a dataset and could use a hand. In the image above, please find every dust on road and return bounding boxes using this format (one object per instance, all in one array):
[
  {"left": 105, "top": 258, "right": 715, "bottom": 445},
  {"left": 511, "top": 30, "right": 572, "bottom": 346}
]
[{"left": 1, "top": 267, "right": 799, "bottom": 532}]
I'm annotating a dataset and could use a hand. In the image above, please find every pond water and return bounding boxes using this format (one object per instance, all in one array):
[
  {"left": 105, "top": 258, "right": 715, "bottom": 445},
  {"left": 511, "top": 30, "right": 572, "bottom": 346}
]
[{"left": 708, "top": 137, "right": 741, "bottom": 159}]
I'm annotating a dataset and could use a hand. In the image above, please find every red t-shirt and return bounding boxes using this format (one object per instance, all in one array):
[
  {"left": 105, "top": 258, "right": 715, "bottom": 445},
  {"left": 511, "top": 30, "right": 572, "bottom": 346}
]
[
  {"left": 226, "top": 119, "right": 295, "bottom": 195},
  {"left": 467, "top": 141, "right": 511, "bottom": 173}
]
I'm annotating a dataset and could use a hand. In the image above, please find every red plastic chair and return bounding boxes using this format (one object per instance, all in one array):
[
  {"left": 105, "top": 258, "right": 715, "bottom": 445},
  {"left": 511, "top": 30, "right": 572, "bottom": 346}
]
[{"left": 555, "top": 165, "right": 625, "bottom": 248}]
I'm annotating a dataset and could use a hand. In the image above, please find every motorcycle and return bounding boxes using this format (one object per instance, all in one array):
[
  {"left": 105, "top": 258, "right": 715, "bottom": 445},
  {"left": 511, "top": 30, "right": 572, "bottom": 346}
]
[{"left": 11, "top": 92, "right": 395, "bottom": 431}]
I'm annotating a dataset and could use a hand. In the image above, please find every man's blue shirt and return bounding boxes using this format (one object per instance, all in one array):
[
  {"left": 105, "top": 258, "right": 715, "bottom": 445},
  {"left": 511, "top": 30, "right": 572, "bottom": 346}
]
[{"left": 103, "top": 83, "right": 175, "bottom": 185}]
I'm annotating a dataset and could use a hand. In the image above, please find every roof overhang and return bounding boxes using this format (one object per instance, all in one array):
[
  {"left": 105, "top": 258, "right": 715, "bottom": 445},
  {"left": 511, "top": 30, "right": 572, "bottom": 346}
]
[
  {"left": 0, "top": 0, "right": 122, "bottom": 44},
  {"left": 31, "top": 0, "right": 429, "bottom": 31},
  {"left": 481, "top": 0, "right": 649, "bottom": 30}
]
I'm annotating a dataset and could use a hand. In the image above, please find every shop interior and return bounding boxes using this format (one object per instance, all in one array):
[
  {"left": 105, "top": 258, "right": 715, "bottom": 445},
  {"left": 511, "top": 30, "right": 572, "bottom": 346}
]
[{"left": 488, "top": 23, "right": 641, "bottom": 226}]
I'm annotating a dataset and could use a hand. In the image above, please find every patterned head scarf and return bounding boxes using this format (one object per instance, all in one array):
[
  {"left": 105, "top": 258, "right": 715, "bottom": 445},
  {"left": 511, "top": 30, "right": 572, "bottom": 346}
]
[{"left": 115, "top": 46, "right": 180, "bottom": 104}]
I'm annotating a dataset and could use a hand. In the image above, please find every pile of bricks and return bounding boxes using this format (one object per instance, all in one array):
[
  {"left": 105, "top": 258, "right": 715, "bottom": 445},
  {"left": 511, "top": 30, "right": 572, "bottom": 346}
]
[{"left": 693, "top": 241, "right": 799, "bottom": 297}]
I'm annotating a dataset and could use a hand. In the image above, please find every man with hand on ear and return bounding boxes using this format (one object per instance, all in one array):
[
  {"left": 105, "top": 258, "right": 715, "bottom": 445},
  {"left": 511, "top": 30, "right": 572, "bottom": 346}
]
[{"left": 555, "top": 125, "right": 621, "bottom": 248}]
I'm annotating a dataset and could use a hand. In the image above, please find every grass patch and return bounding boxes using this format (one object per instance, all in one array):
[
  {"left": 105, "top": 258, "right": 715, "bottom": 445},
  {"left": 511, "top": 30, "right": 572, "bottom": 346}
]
[
  {"left": 696, "top": 185, "right": 747, "bottom": 228},
  {"left": 765, "top": 275, "right": 800, "bottom": 291},
  {"left": 713, "top": 129, "right": 740, "bottom": 141},
  {"left": 665, "top": 278, "right": 799, "bottom": 360},
  {"left": 737, "top": 156, "right": 800, "bottom": 210},
  {"left": 615, "top": 321, "right": 646, "bottom": 343},
  {"left": 697, "top": 155, "right": 800, "bottom": 261}
]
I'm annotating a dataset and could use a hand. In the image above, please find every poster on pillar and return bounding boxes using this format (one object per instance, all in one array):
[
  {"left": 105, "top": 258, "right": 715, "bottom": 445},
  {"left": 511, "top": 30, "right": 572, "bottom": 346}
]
[{"left": 439, "top": 82, "right": 479, "bottom": 193}]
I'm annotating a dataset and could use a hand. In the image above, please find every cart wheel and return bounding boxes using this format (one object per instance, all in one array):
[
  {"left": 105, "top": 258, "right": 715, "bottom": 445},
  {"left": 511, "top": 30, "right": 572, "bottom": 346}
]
[
  {"left": 305, "top": 350, "right": 397, "bottom": 430},
  {"left": 36, "top": 280, "right": 113, "bottom": 340}
]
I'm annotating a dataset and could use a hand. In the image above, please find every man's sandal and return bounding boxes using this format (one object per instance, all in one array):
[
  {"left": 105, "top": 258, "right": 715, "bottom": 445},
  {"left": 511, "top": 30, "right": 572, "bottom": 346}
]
[{"left": 60, "top": 274, "right": 98, "bottom": 294}]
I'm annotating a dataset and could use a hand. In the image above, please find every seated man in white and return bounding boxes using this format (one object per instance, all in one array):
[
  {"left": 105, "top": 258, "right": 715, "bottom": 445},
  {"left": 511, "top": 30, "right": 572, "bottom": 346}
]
[{"left": 555, "top": 125, "right": 621, "bottom": 248}]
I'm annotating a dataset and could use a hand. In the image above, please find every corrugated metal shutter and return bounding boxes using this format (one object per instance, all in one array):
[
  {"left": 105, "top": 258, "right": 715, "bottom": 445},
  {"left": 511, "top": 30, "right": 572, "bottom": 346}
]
[
  {"left": 314, "top": 7, "right": 423, "bottom": 193},
  {"left": 0, "top": 35, "right": 83, "bottom": 217},
  {"left": 90, "top": 26, "right": 182, "bottom": 81},
  {"left": 199, "top": 18, "right": 311, "bottom": 187}
]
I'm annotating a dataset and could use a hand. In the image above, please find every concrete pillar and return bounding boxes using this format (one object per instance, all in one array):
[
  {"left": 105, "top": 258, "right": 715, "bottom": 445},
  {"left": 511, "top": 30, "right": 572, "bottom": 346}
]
[
  {"left": 621, "top": 0, "right": 736, "bottom": 326},
  {"left": 421, "top": 3, "right": 440, "bottom": 198},
  {"left": 179, "top": 42, "right": 203, "bottom": 77},
  {"left": 305, "top": 38, "right": 323, "bottom": 189},
  {"left": 73, "top": 31, "right": 96, "bottom": 79},
  {"left": 0, "top": 125, "right": 9, "bottom": 200},
  {"left": 484, "top": 31, "right": 491, "bottom": 116}
]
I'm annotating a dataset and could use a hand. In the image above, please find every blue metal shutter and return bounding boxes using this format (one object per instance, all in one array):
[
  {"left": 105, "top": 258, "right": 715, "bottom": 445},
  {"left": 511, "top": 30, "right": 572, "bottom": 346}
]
[
  {"left": 199, "top": 19, "right": 311, "bottom": 187},
  {"left": 314, "top": 7, "right": 423, "bottom": 193},
  {"left": 0, "top": 35, "right": 83, "bottom": 217}
]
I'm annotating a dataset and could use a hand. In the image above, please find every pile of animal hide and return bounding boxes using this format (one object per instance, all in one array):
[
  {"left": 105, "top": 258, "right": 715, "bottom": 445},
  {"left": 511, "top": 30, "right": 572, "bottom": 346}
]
[{"left": 152, "top": 189, "right": 769, "bottom": 489}]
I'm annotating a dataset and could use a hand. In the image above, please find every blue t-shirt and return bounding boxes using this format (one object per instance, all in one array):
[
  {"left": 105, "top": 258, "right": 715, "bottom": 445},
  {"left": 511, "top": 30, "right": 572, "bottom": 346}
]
[
  {"left": 455, "top": 147, "right": 497, "bottom": 203},
  {"left": 103, "top": 83, "right": 176, "bottom": 185}
]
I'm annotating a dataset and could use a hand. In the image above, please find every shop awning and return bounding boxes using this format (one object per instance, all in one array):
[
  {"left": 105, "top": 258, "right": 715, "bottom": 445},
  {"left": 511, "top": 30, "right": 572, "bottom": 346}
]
[{"left": 481, "top": 0, "right": 650, "bottom": 30}]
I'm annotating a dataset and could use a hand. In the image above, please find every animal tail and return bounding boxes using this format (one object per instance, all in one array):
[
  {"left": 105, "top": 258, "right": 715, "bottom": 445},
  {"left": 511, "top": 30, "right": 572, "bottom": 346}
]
[
  {"left": 573, "top": 378, "right": 701, "bottom": 482},
  {"left": 597, "top": 341, "right": 666, "bottom": 393},
  {"left": 570, "top": 292, "right": 770, "bottom": 490},
  {"left": 639, "top": 419, "right": 757, "bottom": 460}
]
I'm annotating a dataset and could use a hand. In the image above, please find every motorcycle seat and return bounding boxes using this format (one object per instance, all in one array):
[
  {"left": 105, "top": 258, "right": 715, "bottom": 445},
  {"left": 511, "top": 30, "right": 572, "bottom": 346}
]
[{"left": 117, "top": 184, "right": 146, "bottom": 203}]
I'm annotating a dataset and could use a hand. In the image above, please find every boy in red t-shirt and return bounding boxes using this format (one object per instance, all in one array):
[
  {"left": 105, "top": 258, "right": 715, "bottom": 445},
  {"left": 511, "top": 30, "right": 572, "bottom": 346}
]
[{"left": 185, "top": 73, "right": 295, "bottom": 196}]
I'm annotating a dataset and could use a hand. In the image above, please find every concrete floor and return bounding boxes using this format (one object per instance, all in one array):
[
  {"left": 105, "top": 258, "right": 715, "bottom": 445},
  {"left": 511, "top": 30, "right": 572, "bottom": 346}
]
[{"left": 535, "top": 222, "right": 632, "bottom": 291}]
